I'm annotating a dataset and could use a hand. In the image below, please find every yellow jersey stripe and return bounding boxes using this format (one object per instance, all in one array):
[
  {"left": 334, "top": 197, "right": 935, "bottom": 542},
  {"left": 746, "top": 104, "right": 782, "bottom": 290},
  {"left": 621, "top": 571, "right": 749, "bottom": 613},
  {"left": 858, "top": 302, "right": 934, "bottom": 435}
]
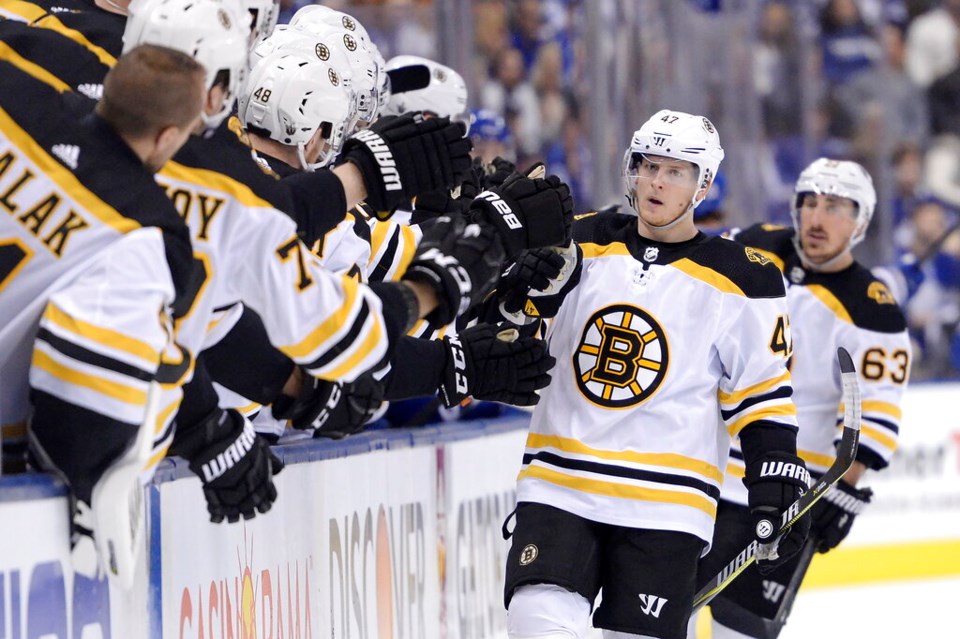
[
  {"left": 580, "top": 241, "right": 631, "bottom": 259},
  {"left": 726, "top": 403, "right": 797, "bottom": 437},
  {"left": 369, "top": 219, "right": 391, "bottom": 262},
  {"left": 0, "top": 0, "right": 48, "bottom": 22},
  {"left": 43, "top": 303, "right": 159, "bottom": 364},
  {"left": 861, "top": 423, "right": 898, "bottom": 452},
  {"left": 0, "top": 106, "right": 142, "bottom": 236},
  {"left": 323, "top": 313, "right": 383, "bottom": 380},
  {"left": 525, "top": 432, "right": 723, "bottom": 483},
  {"left": 838, "top": 400, "right": 902, "bottom": 421},
  {"left": 155, "top": 398, "right": 180, "bottom": 436},
  {"left": 0, "top": 41, "right": 70, "bottom": 92},
  {"left": 160, "top": 161, "right": 278, "bottom": 210},
  {"left": 805, "top": 284, "right": 853, "bottom": 323},
  {"left": 281, "top": 275, "right": 360, "bottom": 360},
  {"left": 799, "top": 448, "right": 836, "bottom": 469},
  {"left": 518, "top": 464, "right": 717, "bottom": 518},
  {"left": 672, "top": 258, "right": 746, "bottom": 296},
  {"left": 718, "top": 370, "right": 791, "bottom": 404},
  {"left": 32, "top": 14, "right": 116, "bottom": 66},
  {"left": 396, "top": 224, "right": 418, "bottom": 278},
  {"left": 724, "top": 462, "right": 745, "bottom": 479},
  {"left": 33, "top": 349, "right": 147, "bottom": 405}
]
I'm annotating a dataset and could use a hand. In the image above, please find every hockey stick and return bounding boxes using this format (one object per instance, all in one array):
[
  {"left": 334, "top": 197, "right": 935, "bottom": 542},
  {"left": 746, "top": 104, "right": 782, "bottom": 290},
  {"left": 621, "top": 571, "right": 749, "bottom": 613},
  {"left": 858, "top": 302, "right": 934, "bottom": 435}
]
[
  {"left": 90, "top": 380, "right": 161, "bottom": 589},
  {"left": 692, "top": 347, "right": 861, "bottom": 612}
]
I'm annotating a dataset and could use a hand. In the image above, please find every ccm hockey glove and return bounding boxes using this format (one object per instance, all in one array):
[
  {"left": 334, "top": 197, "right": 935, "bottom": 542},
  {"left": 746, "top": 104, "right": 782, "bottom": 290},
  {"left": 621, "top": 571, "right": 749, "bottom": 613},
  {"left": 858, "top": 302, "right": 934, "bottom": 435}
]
[
  {"left": 743, "top": 451, "right": 811, "bottom": 574},
  {"left": 339, "top": 114, "right": 472, "bottom": 213},
  {"left": 403, "top": 215, "right": 505, "bottom": 326},
  {"left": 172, "top": 408, "right": 282, "bottom": 524},
  {"left": 438, "top": 324, "right": 556, "bottom": 407},
  {"left": 272, "top": 371, "right": 384, "bottom": 439},
  {"left": 467, "top": 164, "right": 573, "bottom": 258},
  {"left": 811, "top": 480, "right": 872, "bottom": 553},
  {"left": 498, "top": 243, "right": 583, "bottom": 321}
]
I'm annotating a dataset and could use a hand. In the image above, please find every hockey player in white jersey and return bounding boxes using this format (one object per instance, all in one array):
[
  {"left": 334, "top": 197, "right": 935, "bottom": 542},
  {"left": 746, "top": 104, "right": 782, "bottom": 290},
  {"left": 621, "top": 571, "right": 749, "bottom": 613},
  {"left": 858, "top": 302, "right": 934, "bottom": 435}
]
[
  {"left": 692, "top": 159, "right": 911, "bottom": 639},
  {"left": 501, "top": 110, "right": 809, "bottom": 639}
]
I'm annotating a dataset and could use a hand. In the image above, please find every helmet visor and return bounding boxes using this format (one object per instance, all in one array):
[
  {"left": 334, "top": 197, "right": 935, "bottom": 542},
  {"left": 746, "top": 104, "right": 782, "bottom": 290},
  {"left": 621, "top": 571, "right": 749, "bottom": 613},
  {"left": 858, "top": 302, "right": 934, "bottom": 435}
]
[{"left": 623, "top": 153, "right": 699, "bottom": 187}]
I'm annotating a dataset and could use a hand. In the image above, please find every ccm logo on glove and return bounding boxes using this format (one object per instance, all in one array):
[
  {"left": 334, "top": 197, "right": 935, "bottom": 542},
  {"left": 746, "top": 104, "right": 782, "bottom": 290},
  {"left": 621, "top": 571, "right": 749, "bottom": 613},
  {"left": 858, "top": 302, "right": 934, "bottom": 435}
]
[
  {"left": 759, "top": 460, "right": 810, "bottom": 485},
  {"left": 476, "top": 191, "right": 522, "bottom": 230},
  {"left": 351, "top": 129, "right": 402, "bottom": 192},
  {"left": 200, "top": 422, "right": 256, "bottom": 483}
]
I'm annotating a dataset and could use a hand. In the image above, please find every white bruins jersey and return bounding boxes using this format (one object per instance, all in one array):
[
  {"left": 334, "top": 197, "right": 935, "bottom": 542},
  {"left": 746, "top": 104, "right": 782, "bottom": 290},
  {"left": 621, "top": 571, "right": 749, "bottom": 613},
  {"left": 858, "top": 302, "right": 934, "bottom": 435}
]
[
  {"left": 720, "top": 224, "right": 910, "bottom": 505},
  {"left": 518, "top": 213, "right": 798, "bottom": 546}
]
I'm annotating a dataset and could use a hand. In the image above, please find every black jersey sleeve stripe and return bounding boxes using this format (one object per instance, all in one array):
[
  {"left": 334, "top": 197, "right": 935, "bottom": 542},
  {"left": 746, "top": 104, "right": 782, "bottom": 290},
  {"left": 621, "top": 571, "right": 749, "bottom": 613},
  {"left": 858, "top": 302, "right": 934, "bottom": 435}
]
[
  {"left": 302, "top": 299, "right": 371, "bottom": 372},
  {"left": 522, "top": 451, "right": 722, "bottom": 500},
  {"left": 36, "top": 328, "right": 154, "bottom": 381},
  {"left": 368, "top": 225, "right": 401, "bottom": 283},
  {"left": 720, "top": 386, "right": 794, "bottom": 421}
]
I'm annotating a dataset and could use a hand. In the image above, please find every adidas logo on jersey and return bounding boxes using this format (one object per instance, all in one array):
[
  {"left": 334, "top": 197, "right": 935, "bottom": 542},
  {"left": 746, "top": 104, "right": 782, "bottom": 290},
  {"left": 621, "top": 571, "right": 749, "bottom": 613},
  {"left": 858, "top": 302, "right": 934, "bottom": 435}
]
[
  {"left": 76, "top": 83, "right": 103, "bottom": 100},
  {"left": 637, "top": 593, "right": 668, "bottom": 618},
  {"left": 762, "top": 579, "right": 786, "bottom": 604},
  {"left": 51, "top": 144, "right": 80, "bottom": 169}
]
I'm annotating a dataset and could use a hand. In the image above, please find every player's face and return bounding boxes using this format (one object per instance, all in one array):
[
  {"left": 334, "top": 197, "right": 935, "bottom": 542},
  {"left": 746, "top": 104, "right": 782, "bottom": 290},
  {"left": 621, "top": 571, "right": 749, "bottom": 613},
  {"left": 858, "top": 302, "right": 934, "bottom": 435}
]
[
  {"left": 797, "top": 192, "right": 858, "bottom": 264},
  {"left": 631, "top": 155, "right": 699, "bottom": 228}
]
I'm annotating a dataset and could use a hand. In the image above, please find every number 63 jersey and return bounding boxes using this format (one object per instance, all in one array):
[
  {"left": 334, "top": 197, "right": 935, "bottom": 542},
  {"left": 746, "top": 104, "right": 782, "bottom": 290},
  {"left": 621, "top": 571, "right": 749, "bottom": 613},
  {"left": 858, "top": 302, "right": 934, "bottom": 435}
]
[{"left": 517, "top": 213, "right": 798, "bottom": 547}]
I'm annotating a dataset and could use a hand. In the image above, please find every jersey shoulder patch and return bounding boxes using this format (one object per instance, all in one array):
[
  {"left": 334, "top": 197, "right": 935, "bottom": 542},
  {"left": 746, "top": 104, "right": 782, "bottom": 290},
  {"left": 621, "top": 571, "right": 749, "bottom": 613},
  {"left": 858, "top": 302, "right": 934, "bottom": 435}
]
[
  {"left": 730, "top": 223, "right": 796, "bottom": 269},
  {"left": 809, "top": 264, "right": 907, "bottom": 333},
  {"left": 683, "top": 236, "right": 787, "bottom": 299}
]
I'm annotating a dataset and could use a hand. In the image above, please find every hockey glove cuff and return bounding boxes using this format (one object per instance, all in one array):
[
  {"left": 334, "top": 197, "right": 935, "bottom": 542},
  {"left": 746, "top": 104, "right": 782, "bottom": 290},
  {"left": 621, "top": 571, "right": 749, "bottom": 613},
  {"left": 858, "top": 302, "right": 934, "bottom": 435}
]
[
  {"left": 811, "top": 479, "right": 872, "bottom": 553},
  {"left": 743, "top": 452, "right": 811, "bottom": 574}
]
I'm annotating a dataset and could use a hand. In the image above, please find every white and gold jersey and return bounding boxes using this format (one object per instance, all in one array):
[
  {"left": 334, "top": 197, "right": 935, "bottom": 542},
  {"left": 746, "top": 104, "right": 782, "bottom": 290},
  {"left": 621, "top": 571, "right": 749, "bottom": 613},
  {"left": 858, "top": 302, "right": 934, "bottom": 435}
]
[
  {"left": 721, "top": 224, "right": 910, "bottom": 505},
  {"left": 517, "top": 213, "right": 797, "bottom": 546}
]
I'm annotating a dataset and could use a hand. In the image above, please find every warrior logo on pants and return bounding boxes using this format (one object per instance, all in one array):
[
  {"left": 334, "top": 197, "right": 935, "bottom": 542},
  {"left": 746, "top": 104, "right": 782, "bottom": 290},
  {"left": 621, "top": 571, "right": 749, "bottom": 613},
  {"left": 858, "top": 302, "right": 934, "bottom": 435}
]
[{"left": 573, "top": 304, "right": 668, "bottom": 408}]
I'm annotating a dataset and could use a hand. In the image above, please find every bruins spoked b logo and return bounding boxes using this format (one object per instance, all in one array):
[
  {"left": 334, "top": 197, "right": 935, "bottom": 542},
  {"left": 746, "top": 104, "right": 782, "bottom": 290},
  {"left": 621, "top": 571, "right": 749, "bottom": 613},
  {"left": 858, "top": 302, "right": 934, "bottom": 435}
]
[{"left": 574, "top": 304, "right": 668, "bottom": 408}]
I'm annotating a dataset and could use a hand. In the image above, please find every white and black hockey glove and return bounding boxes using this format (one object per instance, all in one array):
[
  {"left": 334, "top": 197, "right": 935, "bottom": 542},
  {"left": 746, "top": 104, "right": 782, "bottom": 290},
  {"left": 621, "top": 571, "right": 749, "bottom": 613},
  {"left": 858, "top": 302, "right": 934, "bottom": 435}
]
[
  {"left": 467, "top": 163, "right": 573, "bottom": 259},
  {"left": 438, "top": 324, "right": 556, "bottom": 408},
  {"left": 403, "top": 215, "right": 505, "bottom": 326},
  {"left": 272, "top": 371, "right": 384, "bottom": 439},
  {"left": 339, "top": 114, "right": 473, "bottom": 215},
  {"left": 497, "top": 243, "right": 583, "bottom": 323},
  {"left": 811, "top": 479, "right": 872, "bottom": 553},
  {"left": 171, "top": 409, "right": 282, "bottom": 524},
  {"left": 743, "top": 451, "right": 811, "bottom": 574}
]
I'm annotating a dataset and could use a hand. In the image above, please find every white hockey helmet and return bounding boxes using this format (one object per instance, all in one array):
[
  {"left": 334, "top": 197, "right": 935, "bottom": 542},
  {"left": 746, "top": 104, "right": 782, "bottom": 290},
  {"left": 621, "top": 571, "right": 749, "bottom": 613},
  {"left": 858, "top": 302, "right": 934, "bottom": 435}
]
[
  {"left": 251, "top": 24, "right": 355, "bottom": 87},
  {"left": 239, "top": 50, "right": 358, "bottom": 171},
  {"left": 289, "top": 4, "right": 372, "bottom": 42},
  {"left": 792, "top": 158, "right": 876, "bottom": 254},
  {"left": 123, "top": 0, "right": 249, "bottom": 134},
  {"left": 241, "top": 0, "right": 279, "bottom": 45},
  {"left": 622, "top": 109, "right": 725, "bottom": 215},
  {"left": 289, "top": 21, "right": 381, "bottom": 123},
  {"left": 383, "top": 55, "right": 468, "bottom": 124}
]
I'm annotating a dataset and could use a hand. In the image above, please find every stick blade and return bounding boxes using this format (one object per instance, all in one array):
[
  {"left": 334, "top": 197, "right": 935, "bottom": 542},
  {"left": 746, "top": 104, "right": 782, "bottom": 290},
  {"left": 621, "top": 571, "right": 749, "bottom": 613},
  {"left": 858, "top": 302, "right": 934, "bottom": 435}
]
[{"left": 837, "top": 346, "right": 854, "bottom": 374}]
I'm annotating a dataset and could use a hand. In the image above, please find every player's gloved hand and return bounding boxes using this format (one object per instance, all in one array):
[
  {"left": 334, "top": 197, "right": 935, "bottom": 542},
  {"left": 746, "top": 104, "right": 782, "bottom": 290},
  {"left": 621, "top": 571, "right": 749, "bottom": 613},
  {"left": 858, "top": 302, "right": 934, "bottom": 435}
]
[
  {"left": 339, "top": 113, "right": 472, "bottom": 214},
  {"left": 498, "top": 243, "right": 583, "bottom": 322},
  {"left": 810, "top": 480, "right": 872, "bottom": 553},
  {"left": 402, "top": 215, "right": 505, "bottom": 326},
  {"left": 438, "top": 323, "right": 556, "bottom": 407},
  {"left": 467, "top": 163, "right": 573, "bottom": 258},
  {"left": 743, "top": 452, "right": 811, "bottom": 574},
  {"left": 411, "top": 160, "right": 484, "bottom": 225},
  {"left": 173, "top": 409, "right": 282, "bottom": 524},
  {"left": 479, "top": 156, "right": 517, "bottom": 190},
  {"left": 272, "top": 371, "right": 384, "bottom": 439}
]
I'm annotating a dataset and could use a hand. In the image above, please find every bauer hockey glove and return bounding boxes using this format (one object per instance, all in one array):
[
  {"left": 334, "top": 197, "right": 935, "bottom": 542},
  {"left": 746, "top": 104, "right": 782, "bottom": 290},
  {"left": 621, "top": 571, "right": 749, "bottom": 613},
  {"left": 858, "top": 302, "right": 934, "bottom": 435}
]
[
  {"left": 498, "top": 243, "right": 583, "bottom": 322},
  {"left": 272, "top": 371, "right": 385, "bottom": 439},
  {"left": 743, "top": 451, "right": 812, "bottom": 574},
  {"left": 339, "top": 114, "right": 473, "bottom": 214},
  {"left": 467, "top": 163, "right": 573, "bottom": 259},
  {"left": 172, "top": 408, "right": 282, "bottom": 524},
  {"left": 810, "top": 480, "right": 872, "bottom": 553},
  {"left": 438, "top": 323, "right": 556, "bottom": 407},
  {"left": 402, "top": 215, "right": 505, "bottom": 326}
]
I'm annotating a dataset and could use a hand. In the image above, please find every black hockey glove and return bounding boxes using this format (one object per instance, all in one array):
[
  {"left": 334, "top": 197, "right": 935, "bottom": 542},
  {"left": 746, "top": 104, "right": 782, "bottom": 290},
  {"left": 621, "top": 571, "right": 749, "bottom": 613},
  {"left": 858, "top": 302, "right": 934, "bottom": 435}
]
[
  {"left": 402, "top": 215, "right": 505, "bottom": 326},
  {"left": 743, "top": 452, "right": 811, "bottom": 574},
  {"left": 411, "top": 160, "right": 483, "bottom": 225},
  {"left": 272, "top": 371, "right": 384, "bottom": 439},
  {"left": 438, "top": 323, "right": 556, "bottom": 407},
  {"left": 172, "top": 409, "right": 282, "bottom": 524},
  {"left": 498, "top": 244, "right": 583, "bottom": 319},
  {"left": 339, "top": 114, "right": 472, "bottom": 213},
  {"left": 479, "top": 156, "right": 517, "bottom": 190},
  {"left": 467, "top": 164, "right": 573, "bottom": 259},
  {"left": 810, "top": 480, "right": 872, "bottom": 553}
]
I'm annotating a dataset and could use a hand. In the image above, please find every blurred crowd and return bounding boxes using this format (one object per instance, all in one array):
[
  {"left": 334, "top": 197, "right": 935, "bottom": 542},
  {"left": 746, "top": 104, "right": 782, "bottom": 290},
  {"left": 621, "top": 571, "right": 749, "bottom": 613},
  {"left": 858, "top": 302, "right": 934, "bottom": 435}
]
[{"left": 287, "top": 0, "right": 960, "bottom": 379}]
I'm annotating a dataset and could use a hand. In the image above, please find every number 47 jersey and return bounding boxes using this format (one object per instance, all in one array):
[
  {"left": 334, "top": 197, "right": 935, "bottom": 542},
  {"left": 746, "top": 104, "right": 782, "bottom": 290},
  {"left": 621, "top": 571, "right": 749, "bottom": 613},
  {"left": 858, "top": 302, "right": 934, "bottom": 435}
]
[{"left": 518, "top": 213, "right": 798, "bottom": 547}]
